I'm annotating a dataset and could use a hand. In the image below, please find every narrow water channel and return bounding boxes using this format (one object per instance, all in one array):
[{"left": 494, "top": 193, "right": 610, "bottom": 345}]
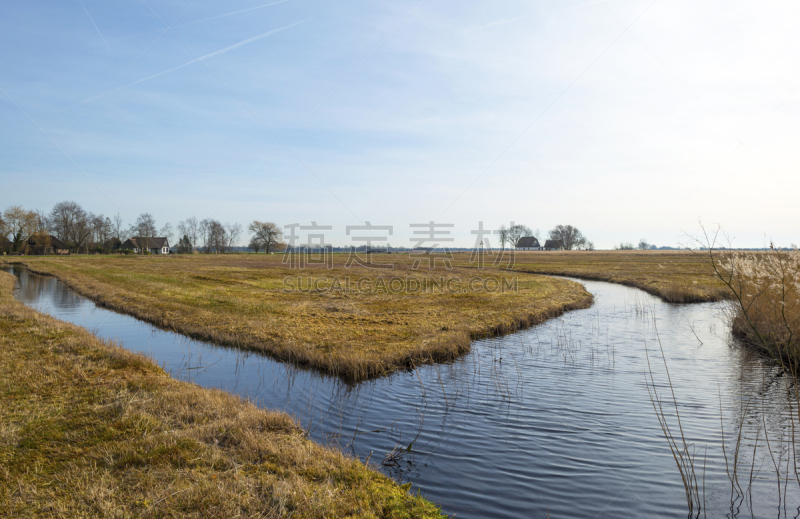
[{"left": 5, "top": 265, "right": 798, "bottom": 518}]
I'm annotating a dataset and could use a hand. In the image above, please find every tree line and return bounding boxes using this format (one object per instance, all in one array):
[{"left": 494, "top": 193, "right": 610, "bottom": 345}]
[
  {"left": 1, "top": 201, "right": 592, "bottom": 254},
  {"left": 0, "top": 202, "right": 286, "bottom": 255}
]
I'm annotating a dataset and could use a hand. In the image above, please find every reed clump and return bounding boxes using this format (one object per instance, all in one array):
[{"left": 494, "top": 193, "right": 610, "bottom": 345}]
[
  {"left": 712, "top": 247, "right": 800, "bottom": 367},
  {"left": 0, "top": 271, "right": 445, "bottom": 518}
]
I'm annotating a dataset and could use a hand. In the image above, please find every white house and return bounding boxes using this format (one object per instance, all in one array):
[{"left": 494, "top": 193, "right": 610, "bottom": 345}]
[
  {"left": 516, "top": 236, "right": 541, "bottom": 250},
  {"left": 121, "top": 237, "right": 170, "bottom": 254}
]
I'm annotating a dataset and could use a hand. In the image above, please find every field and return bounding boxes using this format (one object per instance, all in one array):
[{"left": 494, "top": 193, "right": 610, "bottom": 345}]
[
  {"left": 1, "top": 250, "right": 726, "bottom": 381},
  {"left": 508, "top": 250, "right": 727, "bottom": 303},
  {"left": 2, "top": 253, "right": 595, "bottom": 381},
  {"left": 0, "top": 271, "right": 444, "bottom": 518}
]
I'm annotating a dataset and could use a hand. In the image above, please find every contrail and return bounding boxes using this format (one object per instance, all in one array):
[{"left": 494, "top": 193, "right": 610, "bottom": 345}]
[
  {"left": 77, "top": 0, "right": 111, "bottom": 50},
  {"left": 128, "top": 19, "right": 308, "bottom": 87},
  {"left": 177, "top": 0, "right": 293, "bottom": 27}
]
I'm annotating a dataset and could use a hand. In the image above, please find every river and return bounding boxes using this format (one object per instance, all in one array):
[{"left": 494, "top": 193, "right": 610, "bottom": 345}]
[{"left": 4, "top": 265, "right": 798, "bottom": 518}]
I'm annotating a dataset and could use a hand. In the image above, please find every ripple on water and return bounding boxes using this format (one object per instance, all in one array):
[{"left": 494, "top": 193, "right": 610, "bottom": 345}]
[{"left": 5, "top": 266, "right": 798, "bottom": 519}]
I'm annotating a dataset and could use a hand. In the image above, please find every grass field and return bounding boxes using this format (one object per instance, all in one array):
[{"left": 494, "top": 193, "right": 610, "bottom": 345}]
[
  {"left": 0, "top": 271, "right": 444, "bottom": 518},
  {"left": 2, "top": 254, "right": 594, "bottom": 381},
  {"left": 505, "top": 250, "right": 727, "bottom": 303},
  {"left": 1, "top": 250, "right": 727, "bottom": 380}
]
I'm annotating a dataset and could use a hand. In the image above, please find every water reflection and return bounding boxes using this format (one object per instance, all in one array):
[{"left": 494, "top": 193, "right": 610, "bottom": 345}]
[{"left": 5, "top": 265, "right": 798, "bottom": 518}]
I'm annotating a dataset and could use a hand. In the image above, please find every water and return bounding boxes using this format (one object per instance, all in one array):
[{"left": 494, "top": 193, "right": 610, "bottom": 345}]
[{"left": 5, "top": 265, "right": 799, "bottom": 518}]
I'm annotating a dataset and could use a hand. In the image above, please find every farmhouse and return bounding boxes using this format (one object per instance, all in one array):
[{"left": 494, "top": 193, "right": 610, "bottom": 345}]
[
  {"left": 516, "top": 237, "right": 541, "bottom": 250},
  {"left": 121, "top": 237, "right": 170, "bottom": 254},
  {"left": 27, "top": 235, "right": 70, "bottom": 255},
  {"left": 543, "top": 240, "right": 564, "bottom": 251}
]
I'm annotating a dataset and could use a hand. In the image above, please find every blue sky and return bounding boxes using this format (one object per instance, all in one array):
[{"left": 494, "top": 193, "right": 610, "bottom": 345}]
[{"left": 2, "top": 0, "right": 799, "bottom": 248}]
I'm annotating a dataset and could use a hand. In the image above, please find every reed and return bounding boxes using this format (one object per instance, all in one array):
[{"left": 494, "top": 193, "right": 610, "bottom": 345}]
[{"left": 698, "top": 226, "right": 800, "bottom": 368}]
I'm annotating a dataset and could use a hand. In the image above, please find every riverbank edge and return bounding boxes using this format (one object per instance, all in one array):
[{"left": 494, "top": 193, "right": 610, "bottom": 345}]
[
  {"left": 2, "top": 260, "right": 594, "bottom": 382},
  {"left": 0, "top": 270, "right": 446, "bottom": 517},
  {"left": 514, "top": 268, "right": 728, "bottom": 303}
]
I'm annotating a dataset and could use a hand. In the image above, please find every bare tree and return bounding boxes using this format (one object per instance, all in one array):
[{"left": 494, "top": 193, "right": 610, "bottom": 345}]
[
  {"left": 496, "top": 224, "right": 510, "bottom": 250},
  {"left": 49, "top": 201, "right": 92, "bottom": 249},
  {"left": 199, "top": 218, "right": 211, "bottom": 253},
  {"left": 131, "top": 213, "right": 157, "bottom": 252},
  {"left": 3, "top": 206, "right": 38, "bottom": 251},
  {"left": 206, "top": 220, "right": 227, "bottom": 253},
  {"left": 226, "top": 222, "right": 242, "bottom": 252},
  {"left": 248, "top": 221, "right": 283, "bottom": 253},
  {"left": 508, "top": 224, "right": 533, "bottom": 249},
  {"left": 112, "top": 213, "right": 127, "bottom": 242},
  {"left": 160, "top": 222, "right": 174, "bottom": 243},
  {"left": 548, "top": 224, "right": 587, "bottom": 250},
  {"left": 178, "top": 216, "right": 199, "bottom": 252}
]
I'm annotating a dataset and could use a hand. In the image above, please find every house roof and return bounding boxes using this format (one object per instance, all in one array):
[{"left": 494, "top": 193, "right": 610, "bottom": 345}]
[
  {"left": 122, "top": 237, "right": 170, "bottom": 249},
  {"left": 28, "top": 235, "right": 67, "bottom": 249},
  {"left": 543, "top": 240, "right": 563, "bottom": 249},
  {"left": 516, "top": 236, "right": 540, "bottom": 248}
]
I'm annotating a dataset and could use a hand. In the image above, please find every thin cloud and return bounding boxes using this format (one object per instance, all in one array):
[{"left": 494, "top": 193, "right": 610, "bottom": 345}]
[
  {"left": 77, "top": 0, "right": 110, "bottom": 50},
  {"left": 465, "top": 16, "right": 526, "bottom": 32},
  {"left": 177, "top": 0, "right": 293, "bottom": 28},
  {"left": 127, "top": 19, "right": 308, "bottom": 87}
]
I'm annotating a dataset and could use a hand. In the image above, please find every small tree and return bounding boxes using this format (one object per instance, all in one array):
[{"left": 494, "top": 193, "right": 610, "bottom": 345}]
[
  {"left": 248, "top": 236, "right": 262, "bottom": 253},
  {"left": 637, "top": 239, "right": 656, "bottom": 250},
  {"left": 3, "top": 206, "right": 38, "bottom": 252},
  {"left": 226, "top": 222, "right": 242, "bottom": 252},
  {"left": 548, "top": 225, "right": 587, "bottom": 250},
  {"left": 160, "top": 222, "right": 174, "bottom": 242},
  {"left": 496, "top": 224, "right": 510, "bottom": 249},
  {"left": 178, "top": 216, "right": 200, "bottom": 252},
  {"left": 176, "top": 235, "right": 192, "bottom": 254},
  {"left": 248, "top": 221, "right": 283, "bottom": 253},
  {"left": 112, "top": 213, "right": 127, "bottom": 242}
]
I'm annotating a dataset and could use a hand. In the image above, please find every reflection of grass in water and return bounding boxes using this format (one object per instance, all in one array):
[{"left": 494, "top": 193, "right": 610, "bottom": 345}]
[
  {"left": 646, "top": 309, "right": 800, "bottom": 517},
  {"left": 645, "top": 330, "right": 704, "bottom": 515}
]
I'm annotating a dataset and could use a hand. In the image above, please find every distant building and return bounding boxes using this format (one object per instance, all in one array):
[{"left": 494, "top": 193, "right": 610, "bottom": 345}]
[
  {"left": 121, "top": 237, "right": 170, "bottom": 254},
  {"left": 543, "top": 240, "right": 564, "bottom": 251},
  {"left": 516, "top": 237, "right": 541, "bottom": 250},
  {"left": 26, "top": 235, "right": 70, "bottom": 255}
]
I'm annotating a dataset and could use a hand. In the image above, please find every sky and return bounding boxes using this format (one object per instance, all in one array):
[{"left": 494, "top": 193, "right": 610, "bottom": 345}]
[{"left": 1, "top": 0, "right": 799, "bottom": 249}]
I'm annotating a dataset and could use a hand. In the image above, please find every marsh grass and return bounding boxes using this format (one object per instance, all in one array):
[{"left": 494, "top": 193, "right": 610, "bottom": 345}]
[
  {"left": 3, "top": 255, "right": 592, "bottom": 381},
  {"left": 646, "top": 228, "right": 800, "bottom": 516},
  {"left": 0, "top": 271, "right": 445, "bottom": 518},
  {"left": 509, "top": 250, "right": 728, "bottom": 303}
]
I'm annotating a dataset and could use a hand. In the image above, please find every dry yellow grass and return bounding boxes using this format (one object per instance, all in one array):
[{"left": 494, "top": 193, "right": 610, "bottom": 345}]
[
  {"left": 3, "top": 254, "right": 593, "bottom": 381},
  {"left": 0, "top": 271, "right": 445, "bottom": 518},
  {"left": 502, "top": 250, "right": 728, "bottom": 303}
]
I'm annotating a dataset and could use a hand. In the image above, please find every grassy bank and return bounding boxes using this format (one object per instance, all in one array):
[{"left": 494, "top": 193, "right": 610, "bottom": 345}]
[
  {"left": 2, "top": 255, "right": 592, "bottom": 381},
  {"left": 505, "top": 250, "right": 728, "bottom": 303},
  {"left": 0, "top": 271, "right": 445, "bottom": 518}
]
